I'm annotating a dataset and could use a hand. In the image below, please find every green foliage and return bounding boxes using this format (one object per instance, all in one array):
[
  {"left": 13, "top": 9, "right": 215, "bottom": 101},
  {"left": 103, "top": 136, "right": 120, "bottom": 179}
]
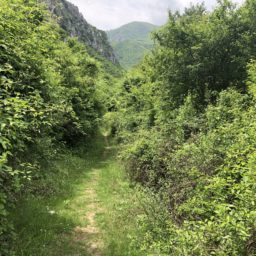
[
  {"left": 115, "top": 1, "right": 256, "bottom": 255},
  {"left": 151, "top": 0, "right": 256, "bottom": 107},
  {"left": 130, "top": 89, "right": 256, "bottom": 255},
  {"left": 0, "top": 0, "right": 102, "bottom": 253}
]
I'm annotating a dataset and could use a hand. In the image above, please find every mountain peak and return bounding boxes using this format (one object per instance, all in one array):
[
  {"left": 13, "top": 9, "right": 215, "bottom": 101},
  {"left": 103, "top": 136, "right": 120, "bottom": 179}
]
[
  {"left": 107, "top": 21, "right": 158, "bottom": 43},
  {"left": 114, "top": 21, "right": 158, "bottom": 28}
]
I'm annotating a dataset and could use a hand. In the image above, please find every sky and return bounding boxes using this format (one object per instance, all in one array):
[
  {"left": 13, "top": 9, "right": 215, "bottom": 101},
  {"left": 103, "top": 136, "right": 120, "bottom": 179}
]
[{"left": 68, "top": 0, "right": 244, "bottom": 31}]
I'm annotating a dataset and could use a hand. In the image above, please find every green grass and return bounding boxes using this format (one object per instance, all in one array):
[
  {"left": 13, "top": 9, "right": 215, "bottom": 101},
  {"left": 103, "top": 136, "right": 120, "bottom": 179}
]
[
  {"left": 11, "top": 137, "right": 145, "bottom": 255},
  {"left": 95, "top": 152, "right": 145, "bottom": 256}
]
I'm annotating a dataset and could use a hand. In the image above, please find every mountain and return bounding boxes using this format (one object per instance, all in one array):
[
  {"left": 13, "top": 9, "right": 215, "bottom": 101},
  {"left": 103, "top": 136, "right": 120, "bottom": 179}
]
[
  {"left": 107, "top": 22, "right": 159, "bottom": 69},
  {"left": 43, "top": 0, "right": 118, "bottom": 64}
]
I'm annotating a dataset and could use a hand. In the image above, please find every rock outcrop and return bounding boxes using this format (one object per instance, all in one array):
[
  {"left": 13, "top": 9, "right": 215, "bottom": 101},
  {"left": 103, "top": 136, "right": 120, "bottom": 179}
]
[{"left": 43, "top": 0, "right": 118, "bottom": 64}]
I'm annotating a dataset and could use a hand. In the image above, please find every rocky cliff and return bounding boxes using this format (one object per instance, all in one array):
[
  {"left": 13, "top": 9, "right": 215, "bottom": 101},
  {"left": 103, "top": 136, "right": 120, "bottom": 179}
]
[{"left": 43, "top": 0, "right": 118, "bottom": 64}]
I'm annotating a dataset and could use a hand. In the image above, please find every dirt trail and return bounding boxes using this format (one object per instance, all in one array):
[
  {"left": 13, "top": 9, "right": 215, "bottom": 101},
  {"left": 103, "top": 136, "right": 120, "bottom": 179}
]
[
  {"left": 75, "top": 170, "right": 103, "bottom": 256},
  {"left": 13, "top": 136, "right": 131, "bottom": 256},
  {"left": 71, "top": 138, "right": 110, "bottom": 256}
]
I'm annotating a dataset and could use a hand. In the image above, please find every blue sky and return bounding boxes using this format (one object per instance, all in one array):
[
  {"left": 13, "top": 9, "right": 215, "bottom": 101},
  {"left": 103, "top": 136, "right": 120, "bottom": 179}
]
[{"left": 68, "top": 0, "right": 244, "bottom": 30}]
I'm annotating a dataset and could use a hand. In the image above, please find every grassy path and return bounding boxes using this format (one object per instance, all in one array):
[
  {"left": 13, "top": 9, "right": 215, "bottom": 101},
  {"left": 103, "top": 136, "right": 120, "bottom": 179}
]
[{"left": 12, "top": 137, "right": 142, "bottom": 256}]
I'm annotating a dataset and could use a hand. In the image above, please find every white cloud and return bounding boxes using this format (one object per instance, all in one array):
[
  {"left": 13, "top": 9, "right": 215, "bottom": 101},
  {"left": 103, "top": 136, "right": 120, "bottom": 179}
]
[{"left": 68, "top": 0, "right": 245, "bottom": 30}]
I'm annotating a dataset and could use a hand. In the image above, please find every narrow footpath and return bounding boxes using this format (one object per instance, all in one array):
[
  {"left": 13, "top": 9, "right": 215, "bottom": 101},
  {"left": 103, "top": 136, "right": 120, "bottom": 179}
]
[{"left": 13, "top": 137, "right": 142, "bottom": 256}]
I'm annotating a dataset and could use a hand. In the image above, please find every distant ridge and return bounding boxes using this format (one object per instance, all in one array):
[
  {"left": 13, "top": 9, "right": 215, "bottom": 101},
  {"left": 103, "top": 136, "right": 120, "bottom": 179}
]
[{"left": 107, "top": 22, "right": 159, "bottom": 69}]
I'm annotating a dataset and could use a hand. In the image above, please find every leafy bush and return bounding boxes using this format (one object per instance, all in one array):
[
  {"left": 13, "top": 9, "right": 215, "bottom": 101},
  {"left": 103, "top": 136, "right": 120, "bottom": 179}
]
[
  {"left": 115, "top": 1, "right": 256, "bottom": 255},
  {"left": 0, "top": 0, "right": 102, "bottom": 252}
]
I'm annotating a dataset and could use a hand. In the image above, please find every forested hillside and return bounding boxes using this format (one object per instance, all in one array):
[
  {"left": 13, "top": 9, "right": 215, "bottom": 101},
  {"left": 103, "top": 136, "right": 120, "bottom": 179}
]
[
  {"left": 107, "top": 22, "right": 158, "bottom": 69},
  {"left": 2, "top": 0, "right": 256, "bottom": 255}
]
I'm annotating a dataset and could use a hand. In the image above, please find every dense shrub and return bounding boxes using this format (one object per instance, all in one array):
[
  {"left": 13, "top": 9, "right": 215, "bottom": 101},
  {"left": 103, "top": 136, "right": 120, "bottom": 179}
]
[
  {"left": 124, "top": 89, "right": 256, "bottom": 255},
  {"left": 0, "top": 0, "right": 102, "bottom": 252},
  {"left": 115, "top": 0, "right": 256, "bottom": 254}
]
